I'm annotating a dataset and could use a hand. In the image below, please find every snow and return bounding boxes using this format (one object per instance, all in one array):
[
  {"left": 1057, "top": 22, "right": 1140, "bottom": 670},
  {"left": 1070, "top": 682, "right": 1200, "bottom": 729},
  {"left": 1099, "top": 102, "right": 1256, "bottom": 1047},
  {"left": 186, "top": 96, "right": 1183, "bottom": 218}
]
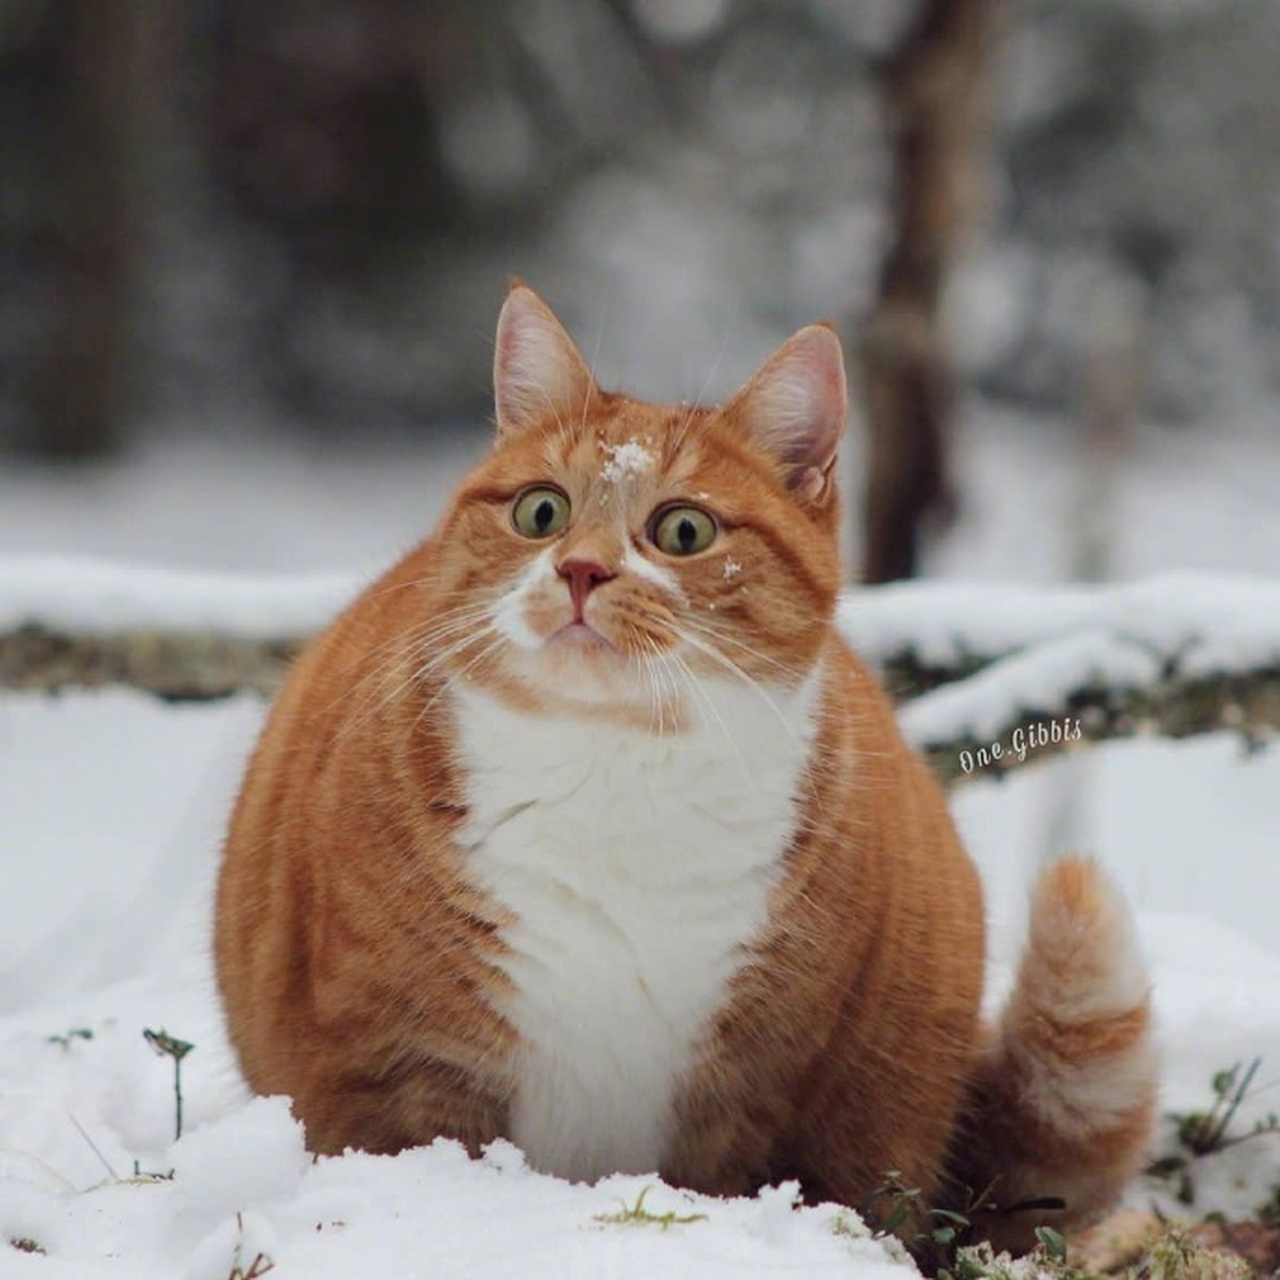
[
  {"left": 3, "top": 410, "right": 1280, "bottom": 1275},
  {"left": 2, "top": 887, "right": 1279, "bottom": 1276},
  {"left": 839, "top": 573, "right": 1280, "bottom": 678},
  {"left": 600, "top": 439, "right": 657, "bottom": 483},
  {"left": 0, "top": 993, "right": 913, "bottom": 1278},
  {"left": 0, "top": 557, "right": 354, "bottom": 638}
]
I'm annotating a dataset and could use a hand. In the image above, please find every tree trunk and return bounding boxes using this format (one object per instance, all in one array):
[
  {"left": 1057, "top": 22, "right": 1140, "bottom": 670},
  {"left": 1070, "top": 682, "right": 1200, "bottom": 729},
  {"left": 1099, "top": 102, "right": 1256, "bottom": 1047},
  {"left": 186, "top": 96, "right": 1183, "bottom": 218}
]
[
  {"left": 27, "top": 1, "right": 165, "bottom": 458},
  {"left": 859, "top": 0, "right": 996, "bottom": 582}
]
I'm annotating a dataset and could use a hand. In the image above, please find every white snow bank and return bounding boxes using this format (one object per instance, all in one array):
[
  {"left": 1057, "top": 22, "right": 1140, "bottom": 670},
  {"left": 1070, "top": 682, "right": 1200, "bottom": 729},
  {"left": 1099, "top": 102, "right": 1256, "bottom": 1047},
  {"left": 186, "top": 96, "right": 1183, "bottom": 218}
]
[
  {"left": 0, "top": 556, "right": 357, "bottom": 638},
  {"left": 3, "top": 903, "right": 1279, "bottom": 1278},
  {"left": 896, "top": 625, "right": 1160, "bottom": 746},
  {"left": 839, "top": 573, "right": 1280, "bottom": 675},
  {"left": 0, "top": 985, "right": 911, "bottom": 1280},
  {"left": 836, "top": 573, "right": 1280, "bottom": 750}
]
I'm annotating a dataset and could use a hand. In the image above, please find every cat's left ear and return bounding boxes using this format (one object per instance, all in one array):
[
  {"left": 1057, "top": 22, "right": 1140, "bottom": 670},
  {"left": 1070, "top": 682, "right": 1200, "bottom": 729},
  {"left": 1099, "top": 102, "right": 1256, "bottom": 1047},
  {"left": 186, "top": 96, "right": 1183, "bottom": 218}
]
[
  {"left": 493, "top": 282, "right": 594, "bottom": 440},
  {"left": 722, "top": 324, "right": 847, "bottom": 504}
]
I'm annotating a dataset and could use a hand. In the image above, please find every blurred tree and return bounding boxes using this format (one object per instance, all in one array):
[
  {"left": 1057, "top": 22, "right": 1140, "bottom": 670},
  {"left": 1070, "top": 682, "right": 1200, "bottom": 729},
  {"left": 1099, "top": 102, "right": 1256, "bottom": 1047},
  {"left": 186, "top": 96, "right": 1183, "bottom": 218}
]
[
  {"left": 858, "top": 0, "right": 995, "bottom": 582},
  {"left": 24, "top": 0, "right": 165, "bottom": 458},
  {"left": 208, "top": 0, "right": 467, "bottom": 248}
]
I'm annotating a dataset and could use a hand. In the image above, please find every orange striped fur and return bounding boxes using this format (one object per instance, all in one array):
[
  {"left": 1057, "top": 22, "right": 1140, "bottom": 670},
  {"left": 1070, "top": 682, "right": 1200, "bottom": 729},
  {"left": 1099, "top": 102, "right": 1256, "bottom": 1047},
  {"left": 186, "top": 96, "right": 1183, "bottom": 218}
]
[{"left": 214, "top": 285, "right": 1156, "bottom": 1255}]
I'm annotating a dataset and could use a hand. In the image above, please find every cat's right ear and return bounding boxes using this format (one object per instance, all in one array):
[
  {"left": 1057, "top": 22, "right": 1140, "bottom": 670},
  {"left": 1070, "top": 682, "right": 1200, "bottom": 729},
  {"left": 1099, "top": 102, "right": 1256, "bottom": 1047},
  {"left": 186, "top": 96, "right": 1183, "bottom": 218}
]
[
  {"left": 493, "top": 283, "right": 594, "bottom": 440},
  {"left": 722, "top": 323, "right": 847, "bottom": 506}
]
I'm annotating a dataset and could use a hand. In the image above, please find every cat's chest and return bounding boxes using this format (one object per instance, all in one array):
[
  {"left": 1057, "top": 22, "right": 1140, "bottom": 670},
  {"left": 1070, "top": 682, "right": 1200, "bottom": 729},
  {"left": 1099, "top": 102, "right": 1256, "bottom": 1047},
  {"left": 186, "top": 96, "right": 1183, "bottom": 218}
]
[{"left": 449, "top": 679, "right": 819, "bottom": 1183}]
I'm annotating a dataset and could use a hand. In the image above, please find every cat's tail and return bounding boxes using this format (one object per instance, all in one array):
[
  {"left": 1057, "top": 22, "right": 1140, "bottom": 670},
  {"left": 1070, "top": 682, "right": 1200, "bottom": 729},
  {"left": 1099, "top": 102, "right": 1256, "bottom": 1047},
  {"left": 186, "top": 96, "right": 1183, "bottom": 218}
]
[{"left": 950, "top": 857, "right": 1158, "bottom": 1254}]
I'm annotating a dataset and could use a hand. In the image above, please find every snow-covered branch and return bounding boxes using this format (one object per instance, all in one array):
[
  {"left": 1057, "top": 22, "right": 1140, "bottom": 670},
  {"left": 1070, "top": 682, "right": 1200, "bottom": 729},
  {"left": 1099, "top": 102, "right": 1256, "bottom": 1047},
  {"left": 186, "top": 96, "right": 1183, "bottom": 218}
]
[
  {"left": 2, "top": 623, "right": 306, "bottom": 701},
  {"left": 3, "top": 559, "right": 1279, "bottom": 781},
  {"left": 0, "top": 557, "right": 354, "bottom": 701},
  {"left": 841, "top": 575, "right": 1280, "bottom": 781}
]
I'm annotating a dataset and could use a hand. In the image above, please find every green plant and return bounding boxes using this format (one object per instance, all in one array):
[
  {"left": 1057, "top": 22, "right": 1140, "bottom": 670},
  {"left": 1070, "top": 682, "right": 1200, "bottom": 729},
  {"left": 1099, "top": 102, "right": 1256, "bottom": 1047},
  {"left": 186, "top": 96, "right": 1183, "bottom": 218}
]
[
  {"left": 593, "top": 1185, "right": 708, "bottom": 1230},
  {"left": 1175, "top": 1060, "right": 1276, "bottom": 1156},
  {"left": 1035, "top": 1225, "right": 1068, "bottom": 1263},
  {"left": 1151, "top": 1057, "right": 1280, "bottom": 1206},
  {"left": 867, "top": 1171, "right": 975, "bottom": 1269},
  {"left": 143, "top": 1027, "right": 195, "bottom": 1142},
  {"left": 1135, "top": 1227, "right": 1251, "bottom": 1280},
  {"left": 1256, "top": 1181, "right": 1280, "bottom": 1228},
  {"left": 47, "top": 1026, "right": 93, "bottom": 1049}
]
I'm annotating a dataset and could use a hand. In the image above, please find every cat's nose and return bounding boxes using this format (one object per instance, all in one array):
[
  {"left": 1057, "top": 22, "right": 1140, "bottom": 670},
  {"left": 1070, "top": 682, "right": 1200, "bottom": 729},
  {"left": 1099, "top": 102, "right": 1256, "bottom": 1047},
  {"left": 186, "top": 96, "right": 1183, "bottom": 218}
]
[{"left": 557, "top": 558, "right": 617, "bottom": 618}]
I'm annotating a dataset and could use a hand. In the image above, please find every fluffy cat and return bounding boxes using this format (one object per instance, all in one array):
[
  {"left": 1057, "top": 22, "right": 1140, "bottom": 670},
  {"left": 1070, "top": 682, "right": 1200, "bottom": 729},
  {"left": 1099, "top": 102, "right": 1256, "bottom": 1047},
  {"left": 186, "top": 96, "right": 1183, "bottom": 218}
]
[{"left": 215, "top": 283, "right": 1156, "bottom": 1255}]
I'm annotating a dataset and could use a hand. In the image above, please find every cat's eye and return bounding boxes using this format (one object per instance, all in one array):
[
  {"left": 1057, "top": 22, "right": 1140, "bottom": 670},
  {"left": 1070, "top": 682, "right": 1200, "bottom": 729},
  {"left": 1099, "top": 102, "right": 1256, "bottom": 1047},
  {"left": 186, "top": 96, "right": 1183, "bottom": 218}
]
[
  {"left": 511, "top": 486, "right": 571, "bottom": 539},
  {"left": 650, "top": 505, "right": 718, "bottom": 557}
]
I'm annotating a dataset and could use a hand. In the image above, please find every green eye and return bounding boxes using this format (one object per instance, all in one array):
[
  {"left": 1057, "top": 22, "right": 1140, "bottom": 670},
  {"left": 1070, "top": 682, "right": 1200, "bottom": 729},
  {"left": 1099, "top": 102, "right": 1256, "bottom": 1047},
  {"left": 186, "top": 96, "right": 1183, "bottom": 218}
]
[
  {"left": 650, "top": 505, "right": 718, "bottom": 556},
  {"left": 512, "top": 486, "right": 571, "bottom": 539}
]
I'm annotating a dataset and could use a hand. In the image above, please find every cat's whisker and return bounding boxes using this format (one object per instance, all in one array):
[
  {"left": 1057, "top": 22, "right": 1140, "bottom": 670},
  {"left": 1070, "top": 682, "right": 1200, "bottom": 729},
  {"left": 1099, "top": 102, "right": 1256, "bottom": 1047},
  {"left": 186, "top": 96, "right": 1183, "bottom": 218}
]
[
  {"left": 631, "top": 634, "right": 665, "bottom": 735},
  {"left": 367, "top": 572, "right": 437, "bottom": 599},
  {"left": 637, "top": 636, "right": 667, "bottom": 737},
  {"left": 581, "top": 322, "right": 605, "bottom": 442},
  {"left": 675, "top": 615, "right": 810, "bottom": 684},
  {"left": 669, "top": 624, "right": 802, "bottom": 746},
  {"left": 335, "top": 595, "right": 502, "bottom": 704},
  {"left": 332, "top": 601, "right": 503, "bottom": 738},
  {"left": 671, "top": 328, "right": 729, "bottom": 455},
  {"left": 338, "top": 607, "right": 504, "bottom": 740},
  {"left": 413, "top": 627, "right": 512, "bottom": 725},
  {"left": 666, "top": 650, "right": 755, "bottom": 790},
  {"left": 671, "top": 619, "right": 830, "bottom": 796}
]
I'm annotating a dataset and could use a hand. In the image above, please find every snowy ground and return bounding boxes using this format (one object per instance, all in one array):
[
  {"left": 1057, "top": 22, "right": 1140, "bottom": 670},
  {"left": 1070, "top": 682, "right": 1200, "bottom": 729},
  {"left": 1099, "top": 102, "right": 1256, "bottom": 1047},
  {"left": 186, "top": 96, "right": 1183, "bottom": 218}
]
[{"left": 2, "top": 404, "right": 1280, "bottom": 1276}]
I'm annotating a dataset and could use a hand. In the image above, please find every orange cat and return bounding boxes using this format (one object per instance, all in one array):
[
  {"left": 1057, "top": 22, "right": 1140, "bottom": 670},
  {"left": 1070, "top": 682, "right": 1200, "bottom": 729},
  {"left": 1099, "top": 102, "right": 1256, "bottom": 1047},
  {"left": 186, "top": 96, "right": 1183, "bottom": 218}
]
[{"left": 215, "top": 284, "right": 1156, "bottom": 1254}]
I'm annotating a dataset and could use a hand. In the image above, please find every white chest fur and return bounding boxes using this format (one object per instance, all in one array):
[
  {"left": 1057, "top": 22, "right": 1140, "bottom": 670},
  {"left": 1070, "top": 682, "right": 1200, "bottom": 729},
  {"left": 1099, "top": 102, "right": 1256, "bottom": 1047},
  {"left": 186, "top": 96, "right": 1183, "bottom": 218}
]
[{"left": 452, "top": 675, "right": 820, "bottom": 1182}]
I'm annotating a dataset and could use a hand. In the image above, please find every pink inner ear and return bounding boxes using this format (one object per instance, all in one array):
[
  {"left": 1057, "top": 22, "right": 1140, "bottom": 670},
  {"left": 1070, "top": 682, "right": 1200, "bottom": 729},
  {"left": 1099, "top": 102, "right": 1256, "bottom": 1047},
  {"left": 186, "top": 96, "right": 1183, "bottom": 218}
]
[
  {"left": 493, "top": 286, "right": 592, "bottom": 438},
  {"left": 729, "top": 324, "right": 847, "bottom": 487}
]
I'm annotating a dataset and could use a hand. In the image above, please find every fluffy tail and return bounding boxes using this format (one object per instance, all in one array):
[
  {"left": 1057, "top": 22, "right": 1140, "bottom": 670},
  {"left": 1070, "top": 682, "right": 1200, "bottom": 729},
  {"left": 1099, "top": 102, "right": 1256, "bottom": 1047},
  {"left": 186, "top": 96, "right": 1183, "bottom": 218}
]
[{"left": 950, "top": 857, "right": 1158, "bottom": 1255}]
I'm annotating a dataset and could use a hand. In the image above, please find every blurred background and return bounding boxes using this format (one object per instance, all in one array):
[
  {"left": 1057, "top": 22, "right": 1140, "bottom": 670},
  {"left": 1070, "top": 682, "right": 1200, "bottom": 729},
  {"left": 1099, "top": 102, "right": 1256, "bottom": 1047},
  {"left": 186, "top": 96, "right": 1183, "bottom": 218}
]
[{"left": 2, "top": 0, "right": 1279, "bottom": 582}]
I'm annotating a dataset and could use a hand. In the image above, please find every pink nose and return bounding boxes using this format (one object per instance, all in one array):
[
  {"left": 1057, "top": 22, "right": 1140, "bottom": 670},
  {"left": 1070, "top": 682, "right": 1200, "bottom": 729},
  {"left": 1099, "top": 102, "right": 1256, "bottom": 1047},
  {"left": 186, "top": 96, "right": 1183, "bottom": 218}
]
[{"left": 558, "top": 558, "right": 616, "bottom": 619}]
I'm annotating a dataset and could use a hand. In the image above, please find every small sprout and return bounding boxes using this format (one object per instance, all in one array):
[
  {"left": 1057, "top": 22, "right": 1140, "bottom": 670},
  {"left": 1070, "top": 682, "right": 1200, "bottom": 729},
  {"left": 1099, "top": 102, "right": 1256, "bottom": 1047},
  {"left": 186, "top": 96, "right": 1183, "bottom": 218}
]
[
  {"left": 143, "top": 1027, "right": 195, "bottom": 1141},
  {"left": 594, "top": 1185, "right": 708, "bottom": 1231},
  {"left": 1167, "top": 1057, "right": 1278, "bottom": 1159},
  {"left": 143, "top": 1027, "right": 195, "bottom": 1061},
  {"left": 9, "top": 1237, "right": 45, "bottom": 1254},
  {"left": 1256, "top": 1182, "right": 1280, "bottom": 1227},
  {"left": 47, "top": 1027, "right": 93, "bottom": 1049},
  {"left": 1035, "top": 1225, "right": 1068, "bottom": 1263},
  {"left": 868, "top": 1171, "right": 974, "bottom": 1269}
]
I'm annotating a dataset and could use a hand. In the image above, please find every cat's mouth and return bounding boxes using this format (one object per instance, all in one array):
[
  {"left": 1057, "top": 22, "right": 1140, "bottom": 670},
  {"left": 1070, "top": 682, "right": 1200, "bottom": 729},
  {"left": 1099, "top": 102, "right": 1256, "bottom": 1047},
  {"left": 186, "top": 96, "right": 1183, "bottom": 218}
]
[{"left": 547, "top": 620, "right": 617, "bottom": 653}]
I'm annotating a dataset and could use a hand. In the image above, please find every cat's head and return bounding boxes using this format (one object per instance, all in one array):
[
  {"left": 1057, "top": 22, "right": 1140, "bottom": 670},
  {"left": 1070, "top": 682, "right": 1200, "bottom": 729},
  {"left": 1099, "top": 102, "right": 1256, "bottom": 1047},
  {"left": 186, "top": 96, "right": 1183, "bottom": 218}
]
[{"left": 428, "top": 283, "right": 846, "bottom": 729}]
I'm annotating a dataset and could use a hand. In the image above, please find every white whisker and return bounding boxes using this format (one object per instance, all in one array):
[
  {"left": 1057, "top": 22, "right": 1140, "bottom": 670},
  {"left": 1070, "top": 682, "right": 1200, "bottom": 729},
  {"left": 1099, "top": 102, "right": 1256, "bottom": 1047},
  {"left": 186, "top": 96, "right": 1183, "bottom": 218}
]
[
  {"left": 676, "top": 614, "right": 808, "bottom": 684},
  {"left": 670, "top": 624, "right": 802, "bottom": 747},
  {"left": 667, "top": 650, "right": 755, "bottom": 790},
  {"left": 334, "top": 597, "right": 505, "bottom": 739}
]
